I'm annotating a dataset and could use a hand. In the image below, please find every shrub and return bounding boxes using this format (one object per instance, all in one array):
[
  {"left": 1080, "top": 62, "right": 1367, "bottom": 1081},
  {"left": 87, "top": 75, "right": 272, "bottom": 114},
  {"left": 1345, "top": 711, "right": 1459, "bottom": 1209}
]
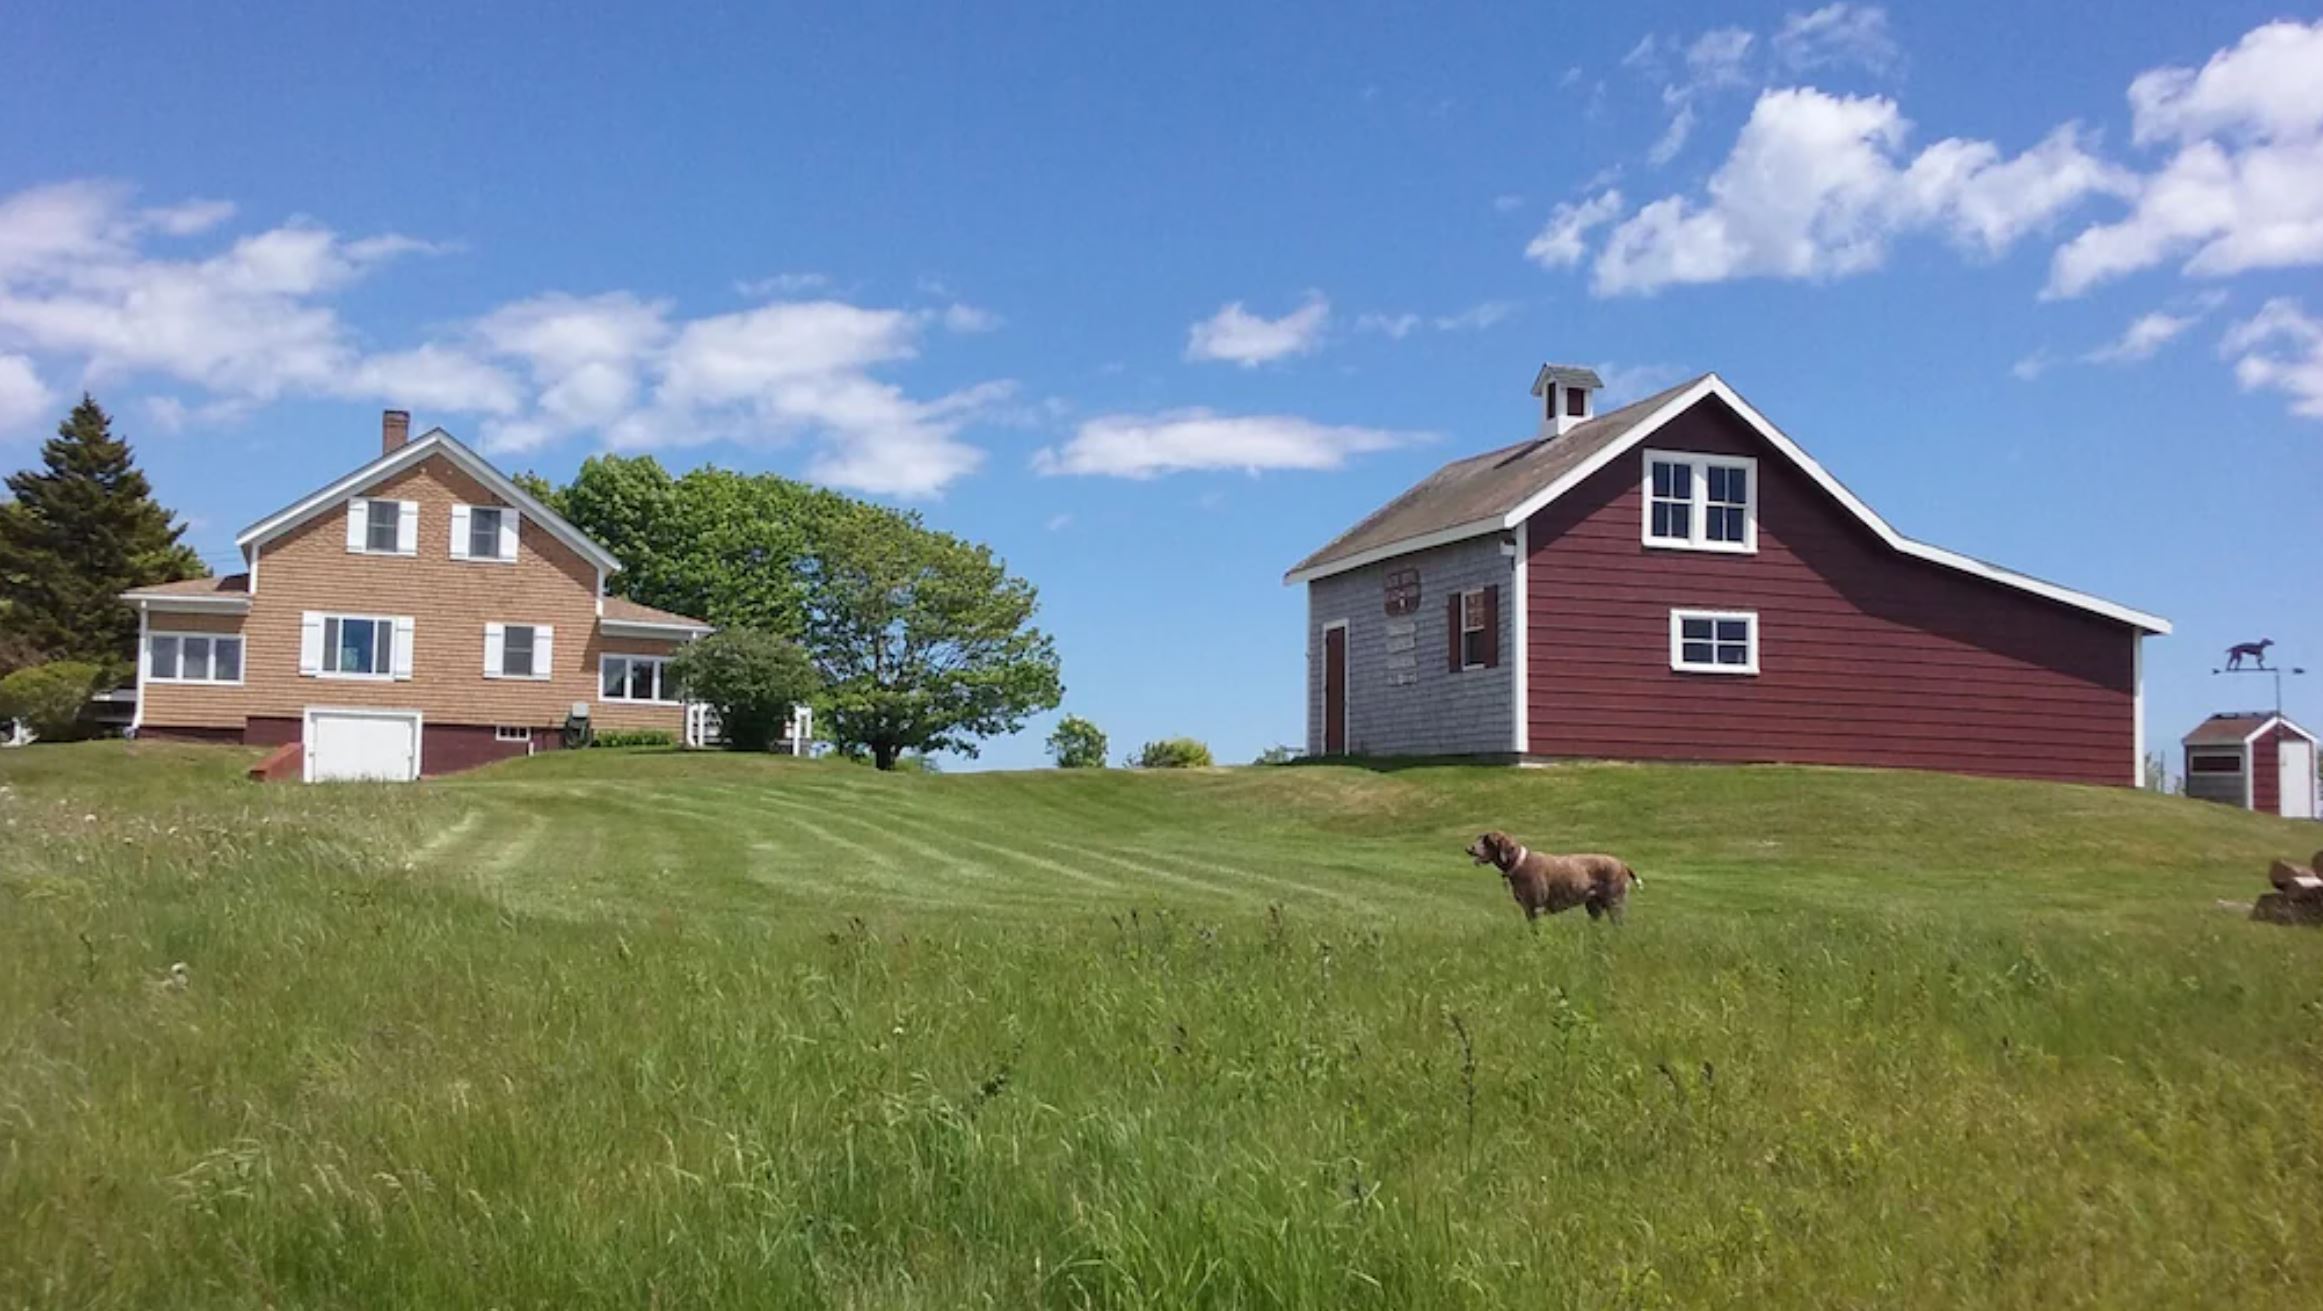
[
  {"left": 1251, "top": 745, "right": 1299, "bottom": 766},
  {"left": 1046, "top": 715, "right": 1108, "bottom": 769},
  {"left": 591, "top": 729, "right": 675, "bottom": 749},
  {"left": 1131, "top": 737, "right": 1213, "bottom": 769},
  {"left": 668, "top": 630, "right": 820, "bottom": 753},
  {"left": 0, "top": 661, "right": 102, "bottom": 742}
]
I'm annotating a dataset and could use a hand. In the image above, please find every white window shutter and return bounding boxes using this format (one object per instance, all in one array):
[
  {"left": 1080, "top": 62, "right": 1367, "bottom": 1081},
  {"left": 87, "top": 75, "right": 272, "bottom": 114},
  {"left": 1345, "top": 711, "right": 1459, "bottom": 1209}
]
[
  {"left": 391, "top": 617, "right": 416, "bottom": 680},
  {"left": 499, "top": 510, "right": 519, "bottom": 562},
  {"left": 345, "top": 500, "right": 367, "bottom": 553},
  {"left": 533, "top": 625, "right": 553, "bottom": 679},
  {"left": 300, "top": 612, "right": 324, "bottom": 674},
  {"left": 396, "top": 501, "right": 419, "bottom": 555},
  {"left": 450, "top": 505, "right": 471, "bottom": 560},
  {"left": 483, "top": 622, "right": 504, "bottom": 676}
]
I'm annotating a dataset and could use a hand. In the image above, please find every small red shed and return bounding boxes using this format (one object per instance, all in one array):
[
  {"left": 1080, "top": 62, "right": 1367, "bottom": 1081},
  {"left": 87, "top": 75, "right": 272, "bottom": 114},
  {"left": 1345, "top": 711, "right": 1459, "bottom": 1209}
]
[{"left": 2182, "top": 713, "right": 2319, "bottom": 819}]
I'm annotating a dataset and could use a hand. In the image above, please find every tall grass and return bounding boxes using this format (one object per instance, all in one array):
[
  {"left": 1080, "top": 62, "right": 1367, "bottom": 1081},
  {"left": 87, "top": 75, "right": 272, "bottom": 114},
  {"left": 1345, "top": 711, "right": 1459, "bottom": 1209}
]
[{"left": 3, "top": 743, "right": 2320, "bottom": 1307}]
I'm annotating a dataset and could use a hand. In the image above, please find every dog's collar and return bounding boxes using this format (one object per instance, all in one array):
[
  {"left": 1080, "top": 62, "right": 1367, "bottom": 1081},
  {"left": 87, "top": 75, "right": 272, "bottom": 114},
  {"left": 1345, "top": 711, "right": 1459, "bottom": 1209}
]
[{"left": 1505, "top": 843, "right": 1528, "bottom": 868}]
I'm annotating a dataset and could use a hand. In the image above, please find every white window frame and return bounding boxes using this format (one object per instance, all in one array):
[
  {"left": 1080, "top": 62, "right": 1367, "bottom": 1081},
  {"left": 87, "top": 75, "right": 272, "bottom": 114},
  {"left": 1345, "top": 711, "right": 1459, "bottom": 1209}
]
[
  {"left": 320, "top": 613, "right": 400, "bottom": 681},
  {"left": 1641, "top": 450, "right": 1758, "bottom": 554},
  {"left": 348, "top": 497, "right": 419, "bottom": 557},
  {"left": 450, "top": 503, "right": 520, "bottom": 564},
  {"left": 144, "top": 631, "right": 246, "bottom": 686},
  {"left": 1669, "top": 608, "right": 1760, "bottom": 675},
  {"left": 484, "top": 621, "right": 554, "bottom": 681},
  {"left": 1458, "top": 588, "right": 1489, "bottom": 672},
  {"left": 600, "top": 653, "right": 677, "bottom": 705},
  {"left": 495, "top": 725, "right": 533, "bottom": 743}
]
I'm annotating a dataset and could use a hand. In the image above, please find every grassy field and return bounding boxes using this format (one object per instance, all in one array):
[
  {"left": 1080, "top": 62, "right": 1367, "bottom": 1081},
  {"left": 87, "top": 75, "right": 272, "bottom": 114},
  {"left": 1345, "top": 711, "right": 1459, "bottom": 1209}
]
[{"left": 4, "top": 742, "right": 2322, "bottom": 1308}]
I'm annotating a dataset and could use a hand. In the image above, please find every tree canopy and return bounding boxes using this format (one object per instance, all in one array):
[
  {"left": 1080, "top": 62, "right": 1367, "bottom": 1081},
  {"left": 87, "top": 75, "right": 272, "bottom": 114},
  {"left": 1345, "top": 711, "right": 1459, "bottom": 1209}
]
[
  {"left": 533, "top": 455, "right": 1061, "bottom": 768},
  {"left": 0, "top": 396, "right": 205, "bottom": 670}
]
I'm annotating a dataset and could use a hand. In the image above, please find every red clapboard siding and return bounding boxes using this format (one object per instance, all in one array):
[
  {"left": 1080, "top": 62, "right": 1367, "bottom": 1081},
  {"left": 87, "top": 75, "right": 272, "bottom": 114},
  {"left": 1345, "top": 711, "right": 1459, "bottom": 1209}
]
[
  {"left": 1524, "top": 395, "right": 2137, "bottom": 786},
  {"left": 2253, "top": 725, "right": 2282, "bottom": 814}
]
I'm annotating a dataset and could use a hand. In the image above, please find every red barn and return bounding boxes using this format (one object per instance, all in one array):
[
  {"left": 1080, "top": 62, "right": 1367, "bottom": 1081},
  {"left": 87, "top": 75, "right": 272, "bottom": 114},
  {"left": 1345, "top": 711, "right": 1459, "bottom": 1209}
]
[
  {"left": 2182, "top": 713, "right": 2319, "bottom": 818},
  {"left": 1287, "top": 368, "right": 2171, "bottom": 786}
]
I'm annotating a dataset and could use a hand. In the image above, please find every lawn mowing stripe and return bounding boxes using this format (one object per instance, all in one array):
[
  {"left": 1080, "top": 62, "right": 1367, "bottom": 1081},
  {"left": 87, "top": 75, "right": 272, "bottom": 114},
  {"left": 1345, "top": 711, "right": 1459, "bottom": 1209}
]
[
  {"left": 712, "top": 786, "right": 1100, "bottom": 911},
  {"left": 1081, "top": 842, "right": 1428, "bottom": 915}
]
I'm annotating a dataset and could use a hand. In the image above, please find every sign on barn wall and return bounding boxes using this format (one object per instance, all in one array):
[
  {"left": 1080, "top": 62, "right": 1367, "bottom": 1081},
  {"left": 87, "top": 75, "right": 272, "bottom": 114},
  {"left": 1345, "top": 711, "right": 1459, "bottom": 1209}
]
[
  {"left": 1385, "top": 619, "right": 1418, "bottom": 686},
  {"left": 1383, "top": 567, "right": 1420, "bottom": 616}
]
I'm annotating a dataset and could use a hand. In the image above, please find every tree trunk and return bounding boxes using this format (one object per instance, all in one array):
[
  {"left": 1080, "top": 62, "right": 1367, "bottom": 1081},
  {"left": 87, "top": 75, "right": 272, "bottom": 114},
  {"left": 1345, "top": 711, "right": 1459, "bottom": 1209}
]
[{"left": 872, "top": 741, "right": 899, "bottom": 770}]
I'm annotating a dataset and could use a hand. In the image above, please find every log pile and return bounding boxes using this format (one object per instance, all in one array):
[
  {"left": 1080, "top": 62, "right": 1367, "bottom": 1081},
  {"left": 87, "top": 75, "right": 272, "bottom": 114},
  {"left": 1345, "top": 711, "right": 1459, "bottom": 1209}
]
[{"left": 2252, "top": 850, "right": 2323, "bottom": 926}]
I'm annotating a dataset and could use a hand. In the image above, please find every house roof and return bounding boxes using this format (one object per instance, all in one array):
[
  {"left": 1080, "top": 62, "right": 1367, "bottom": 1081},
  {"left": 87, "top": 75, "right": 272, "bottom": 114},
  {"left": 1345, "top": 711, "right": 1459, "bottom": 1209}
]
[
  {"left": 1531, "top": 364, "right": 1606, "bottom": 393},
  {"left": 2185, "top": 713, "right": 2318, "bottom": 747},
  {"left": 123, "top": 574, "right": 250, "bottom": 598},
  {"left": 602, "top": 595, "right": 714, "bottom": 634},
  {"left": 234, "top": 428, "right": 625, "bottom": 574},
  {"left": 1283, "top": 372, "right": 2172, "bottom": 635}
]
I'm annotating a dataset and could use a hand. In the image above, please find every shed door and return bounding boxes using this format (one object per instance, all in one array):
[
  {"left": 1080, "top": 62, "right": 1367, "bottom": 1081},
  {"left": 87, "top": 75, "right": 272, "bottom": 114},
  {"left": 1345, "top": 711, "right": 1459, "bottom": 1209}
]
[
  {"left": 2281, "top": 737, "right": 2317, "bottom": 820},
  {"left": 1322, "top": 626, "right": 1347, "bottom": 755},
  {"left": 306, "top": 709, "right": 421, "bottom": 783}
]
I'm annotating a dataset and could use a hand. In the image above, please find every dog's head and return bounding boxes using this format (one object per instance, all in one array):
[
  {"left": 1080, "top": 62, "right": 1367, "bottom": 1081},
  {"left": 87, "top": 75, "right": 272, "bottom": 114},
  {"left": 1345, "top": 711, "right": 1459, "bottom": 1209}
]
[{"left": 1466, "top": 830, "right": 1513, "bottom": 868}]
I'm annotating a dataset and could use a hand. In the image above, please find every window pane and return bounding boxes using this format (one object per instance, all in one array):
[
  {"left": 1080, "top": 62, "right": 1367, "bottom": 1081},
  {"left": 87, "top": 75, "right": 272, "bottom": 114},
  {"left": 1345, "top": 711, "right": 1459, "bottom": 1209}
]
[
  {"left": 1462, "top": 591, "right": 1486, "bottom": 629},
  {"left": 1650, "top": 503, "right": 1671, "bottom": 538},
  {"left": 1716, "top": 644, "right": 1747, "bottom": 665},
  {"left": 1462, "top": 630, "right": 1486, "bottom": 667},
  {"left": 1668, "top": 504, "right": 1690, "bottom": 539},
  {"left": 214, "top": 639, "right": 242, "bottom": 682},
  {"left": 150, "top": 635, "right": 180, "bottom": 679},
  {"left": 502, "top": 624, "right": 534, "bottom": 677},
  {"left": 1668, "top": 463, "right": 1691, "bottom": 497},
  {"left": 367, "top": 500, "right": 400, "bottom": 552},
  {"left": 182, "top": 636, "right": 211, "bottom": 682},
  {"left": 339, "top": 617, "right": 378, "bottom": 674},
  {"left": 1682, "top": 618, "right": 1712, "bottom": 642},
  {"left": 470, "top": 508, "right": 502, "bottom": 559},
  {"left": 1716, "top": 620, "right": 1747, "bottom": 643},
  {"left": 602, "top": 658, "right": 626, "bottom": 698},
  {"left": 632, "top": 660, "right": 657, "bottom": 701},
  {"left": 1682, "top": 641, "right": 1714, "bottom": 665}
]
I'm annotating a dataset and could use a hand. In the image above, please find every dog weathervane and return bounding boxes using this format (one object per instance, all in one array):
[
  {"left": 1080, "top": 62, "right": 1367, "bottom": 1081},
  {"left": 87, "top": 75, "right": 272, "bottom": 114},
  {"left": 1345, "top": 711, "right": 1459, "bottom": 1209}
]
[{"left": 2225, "top": 638, "right": 2273, "bottom": 670}]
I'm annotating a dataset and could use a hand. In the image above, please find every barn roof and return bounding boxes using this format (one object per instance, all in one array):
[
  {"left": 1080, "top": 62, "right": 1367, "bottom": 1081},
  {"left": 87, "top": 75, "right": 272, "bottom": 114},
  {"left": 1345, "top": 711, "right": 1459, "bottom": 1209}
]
[{"left": 1283, "top": 372, "right": 2172, "bottom": 635}]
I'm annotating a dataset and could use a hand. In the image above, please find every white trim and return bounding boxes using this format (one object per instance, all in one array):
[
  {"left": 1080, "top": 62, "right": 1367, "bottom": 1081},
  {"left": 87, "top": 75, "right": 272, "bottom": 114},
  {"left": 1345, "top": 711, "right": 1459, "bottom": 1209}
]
[
  {"left": 346, "top": 496, "right": 419, "bottom": 557},
  {"left": 1511, "top": 519, "right": 1529, "bottom": 754},
  {"left": 599, "top": 653, "right": 681, "bottom": 706},
  {"left": 600, "top": 617, "right": 714, "bottom": 639},
  {"left": 2132, "top": 635, "right": 2146, "bottom": 787},
  {"left": 1640, "top": 448, "right": 1758, "bottom": 554},
  {"left": 1319, "top": 617, "right": 1350, "bottom": 754},
  {"left": 494, "top": 724, "right": 533, "bottom": 744},
  {"left": 2279, "top": 735, "right": 2318, "bottom": 820},
  {"left": 1287, "top": 374, "right": 2171, "bottom": 634},
  {"left": 2240, "top": 714, "right": 2320, "bottom": 748},
  {"left": 484, "top": 621, "right": 555, "bottom": 681},
  {"left": 310, "top": 612, "right": 401, "bottom": 681},
  {"left": 142, "top": 630, "right": 247, "bottom": 686},
  {"left": 1283, "top": 516, "right": 1506, "bottom": 586},
  {"left": 237, "top": 429, "right": 623, "bottom": 574},
  {"left": 1670, "top": 608, "right": 1760, "bottom": 675},
  {"left": 300, "top": 705, "right": 424, "bottom": 783},
  {"left": 123, "top": 593, "right": 250, "bottom": 614},
  {"left": 131, "top": 605, "right": 148, "bottom": 733},
  {"left": 452, "top": 503, "right": 520, "bottom": 565},
  {"left": 247, "top": 543, "right": 260, "bottom": 595}
]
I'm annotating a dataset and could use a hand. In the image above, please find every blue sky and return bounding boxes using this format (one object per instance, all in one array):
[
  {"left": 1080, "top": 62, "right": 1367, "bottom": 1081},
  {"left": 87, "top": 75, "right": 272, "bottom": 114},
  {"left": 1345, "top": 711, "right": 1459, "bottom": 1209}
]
[{"left": 2, "top": 2, "right": 2318, "bottom": 770}]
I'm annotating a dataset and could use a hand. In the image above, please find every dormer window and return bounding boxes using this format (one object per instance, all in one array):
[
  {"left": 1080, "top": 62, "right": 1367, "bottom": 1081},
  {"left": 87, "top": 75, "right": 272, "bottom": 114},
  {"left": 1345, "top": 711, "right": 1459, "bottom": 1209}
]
[
  {"left": 1565, "top": 386, "right": 1588, "bottom": 418},
  {"left": 1642, "top": 450, "right": 1756, "bottom": 553}
]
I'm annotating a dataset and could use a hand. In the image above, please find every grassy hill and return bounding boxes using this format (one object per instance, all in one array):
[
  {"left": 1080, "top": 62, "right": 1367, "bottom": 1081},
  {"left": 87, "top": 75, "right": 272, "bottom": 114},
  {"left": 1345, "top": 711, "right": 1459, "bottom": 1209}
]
[{"left": 4, "top": 743, "right": 2320, "bottom": 1308}]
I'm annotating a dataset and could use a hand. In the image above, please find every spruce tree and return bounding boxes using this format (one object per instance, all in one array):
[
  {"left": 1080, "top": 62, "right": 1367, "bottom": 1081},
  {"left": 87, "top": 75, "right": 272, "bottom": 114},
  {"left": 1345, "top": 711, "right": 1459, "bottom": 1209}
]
[{"left": 0, "top": 395, "right": 206, "bottom": 668}]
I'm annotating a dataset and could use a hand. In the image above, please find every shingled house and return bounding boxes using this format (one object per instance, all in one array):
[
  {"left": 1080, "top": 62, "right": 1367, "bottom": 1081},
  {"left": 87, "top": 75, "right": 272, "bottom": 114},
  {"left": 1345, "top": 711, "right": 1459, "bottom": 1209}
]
[{"left": 1285, "top": 367, "right": 2170, "bottom": 786}]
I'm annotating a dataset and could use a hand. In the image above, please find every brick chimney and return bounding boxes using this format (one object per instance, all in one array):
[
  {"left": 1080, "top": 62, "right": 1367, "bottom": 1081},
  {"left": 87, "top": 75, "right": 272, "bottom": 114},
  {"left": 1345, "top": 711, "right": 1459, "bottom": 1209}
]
[{"left": 381, "top": 409, "right": 411, "bottom": 455}]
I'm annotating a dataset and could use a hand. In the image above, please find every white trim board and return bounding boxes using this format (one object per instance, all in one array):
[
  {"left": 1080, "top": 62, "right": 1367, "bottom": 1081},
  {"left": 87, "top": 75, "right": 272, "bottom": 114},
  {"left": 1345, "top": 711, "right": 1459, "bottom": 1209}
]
[
  {"left": 2240, "top": 714, "right": 2319, "bottom": 747},
  {"left": 1285, "top": 374, "right": 2170, "bottom": 635},
  {"left": 236, "top": 428, "right": 622, "bottom": 574}
]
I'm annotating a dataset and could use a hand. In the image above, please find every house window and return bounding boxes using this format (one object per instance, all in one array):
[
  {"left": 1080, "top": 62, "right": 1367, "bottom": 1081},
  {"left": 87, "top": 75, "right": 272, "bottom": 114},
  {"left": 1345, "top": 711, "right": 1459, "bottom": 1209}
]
[
  {"left": 1460, "top": 589, "right": 1489, "bottom": 670},
  {"left": 1670, "top": 609, "right": 1758, "bottom": 675},
  {"left": 2188, "top": 751, "right": 2244, "bottom": 774},
  {"left": 501, "top": 624, "right": 537, "bottom": 678},
  {"left": 601, "top": 654, "right": 672, "bottom": 703},
  {"left": 325, "top": 615, "right": 395, "bottom": 676},
  {"left": 365, "top": 499, "right": 403, "bottom": 554},
  {"left": 1643, "top": 452, "right": 1757, "bottom": 552},
  {"left": 495, "top": 725, "right": 531, "bottom": 743},
  {"left": 469, "top": 507, "right": 506, "bottom": 560},
  {"left": 147, "top": 633, "right": 244, "bottom": 684},
  {"left": 1565, "top": 386, "right": 1587, "bottom": 417}
]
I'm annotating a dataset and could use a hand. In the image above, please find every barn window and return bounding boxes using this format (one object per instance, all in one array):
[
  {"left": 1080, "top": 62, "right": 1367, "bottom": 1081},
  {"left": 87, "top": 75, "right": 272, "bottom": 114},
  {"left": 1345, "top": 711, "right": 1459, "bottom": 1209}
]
[
  {"left": 1644, "top": 451, "right": 1757, "bottom": 553},
  {"left": 1670, "top": 609, "right": 1758, "bottom": 674},
  {"left": 2188, "top": 751, "right": 2244, "bottom": 774},
  {"left": 1461, "top": 590, "right": 1489, "bottom": 669}
]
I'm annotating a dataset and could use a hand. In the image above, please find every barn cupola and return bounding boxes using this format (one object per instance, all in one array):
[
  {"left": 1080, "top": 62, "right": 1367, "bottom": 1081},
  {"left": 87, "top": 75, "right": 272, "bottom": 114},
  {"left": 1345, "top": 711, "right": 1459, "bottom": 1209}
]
[{"left": 1531, "top": 364, "right": 1603, "bottom": 438}]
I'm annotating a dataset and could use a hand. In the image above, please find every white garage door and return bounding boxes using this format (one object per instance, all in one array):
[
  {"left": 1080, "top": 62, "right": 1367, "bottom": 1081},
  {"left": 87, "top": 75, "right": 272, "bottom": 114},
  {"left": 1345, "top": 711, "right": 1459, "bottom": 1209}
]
[
  {"left": 305, "top": 709, "right": 421, "bottom": 783},
  {"left": 2281, "top": 737, "right": 2317, "bottom": 820}
]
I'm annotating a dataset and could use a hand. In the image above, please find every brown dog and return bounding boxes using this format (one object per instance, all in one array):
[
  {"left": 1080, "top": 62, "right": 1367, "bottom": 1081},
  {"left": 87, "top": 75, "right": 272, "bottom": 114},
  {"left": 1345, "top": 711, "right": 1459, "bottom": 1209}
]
[{"left": 1466, "top": 830, "right": 1639, "bottom": 922}]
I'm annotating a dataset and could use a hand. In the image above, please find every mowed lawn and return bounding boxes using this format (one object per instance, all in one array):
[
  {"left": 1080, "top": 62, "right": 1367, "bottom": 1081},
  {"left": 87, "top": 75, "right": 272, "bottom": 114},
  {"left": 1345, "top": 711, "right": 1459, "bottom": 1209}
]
[{"left": 4, "top": 744, "right": 2322, "bottom": 1308}]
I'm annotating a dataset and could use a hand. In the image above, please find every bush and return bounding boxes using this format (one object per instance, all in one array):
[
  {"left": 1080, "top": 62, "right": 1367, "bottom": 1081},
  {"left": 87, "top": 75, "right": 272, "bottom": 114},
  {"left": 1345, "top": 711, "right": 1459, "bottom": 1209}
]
[
  {"left": 591, "top": 729, "right": 675, "bottom": 749},
  {"left": 1131, "top": 737, "right": 1213, "bottom": 769},
  {"left": 668, "top": 630, "right": 820, "bottom": 753},
  {"left": 0, "top": 661, "right": 102, "bottom": 742},
  {"left": 1251, "top": 745, "right": 1299, "bottom": 766},
  {"left": 1046, "top": 714, "right": 1108, "bottom": 769}
]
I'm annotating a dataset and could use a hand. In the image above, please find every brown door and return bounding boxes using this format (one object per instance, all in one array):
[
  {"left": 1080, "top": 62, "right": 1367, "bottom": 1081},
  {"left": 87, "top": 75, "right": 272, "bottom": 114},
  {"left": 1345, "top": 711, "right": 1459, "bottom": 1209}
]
[{"left": 1323, "top": 625, "right": 1347, "bottom": 755}]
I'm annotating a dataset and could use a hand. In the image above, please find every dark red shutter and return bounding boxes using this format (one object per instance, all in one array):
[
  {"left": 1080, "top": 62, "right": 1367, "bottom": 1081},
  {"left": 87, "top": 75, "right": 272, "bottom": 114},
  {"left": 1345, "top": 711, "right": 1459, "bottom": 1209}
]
[
  {"left": 1448, "top": 594, "right": 1463, "bottom": 672},
  {"left": 1483, "top": 585, "right": 1501, "bottom": 668}
]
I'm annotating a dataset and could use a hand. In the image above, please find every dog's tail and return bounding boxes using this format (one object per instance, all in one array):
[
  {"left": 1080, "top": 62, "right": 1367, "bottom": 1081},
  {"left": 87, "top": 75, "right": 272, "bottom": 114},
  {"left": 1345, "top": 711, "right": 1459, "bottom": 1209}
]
[{"left": 1625, "top": 862, "right": 1642, "bottom": 888}]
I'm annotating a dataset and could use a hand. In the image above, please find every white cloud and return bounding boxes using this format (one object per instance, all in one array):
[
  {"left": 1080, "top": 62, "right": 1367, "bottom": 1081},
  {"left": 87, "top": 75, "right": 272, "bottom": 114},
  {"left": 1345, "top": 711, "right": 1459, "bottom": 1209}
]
[
  {"left": 1773, "top": 5, "right": 1900, "bottom": 75},
  {"left": 2082, "top": 308, "right": 2199, "bottom": 364},
  {"left": 1493, "top": 194, "right": 1526, "bottom": 213},
  {"left": 1032, "top": 409, "right": 1423, "bottom": 479},
  {"left": 1647, "top": 97, "right": 1697, "bottom": 167},
  {"left": 2010, "top": 350, "right": 2056, "bottom": 381},
  {"left": 1684, "top": 28, "right": 1757, "bottom": 89},
  {"left": 1184, "top": 293, "right": 1330, "bottom": 366},
  {"left": 1045, "top": 512, "right": 1073, "bottom": 532},
  {"left": 734, "top": 271, "right": 829, "bottom": 297},
  {"left": 1524, "top": 189, "right": 1625, "bottom": 269},
  {"left": 1593, "top": 90, "right": 2127, "bottom": 295},
  {"left": 2220, "top": 297, "right": 2323, "bottom": 419},
  {"left": 0, "top": 353, "right": 53, "bottom": 434},
  {"left": 1434, "top": 301, "right": 1517, "bottom": 332},
  {"left": 1593, "top": 361, "right": 1690, "bottom": 405},
  {"left": 2048, "top": 20, "right": 2323, "bottom": 297},
  {"left": 0, "top": 181, "right": 1013, "bottom": 496},
  {"left": 1355, "top": 312, "right": 1420, "bottom": 340}
]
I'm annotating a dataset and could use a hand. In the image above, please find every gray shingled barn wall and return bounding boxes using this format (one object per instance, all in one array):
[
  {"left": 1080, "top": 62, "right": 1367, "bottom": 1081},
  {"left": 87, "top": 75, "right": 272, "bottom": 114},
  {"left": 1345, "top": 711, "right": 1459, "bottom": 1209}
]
[{"left": 1305, "top": 534, "right": 1516, "bottom": 758}]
